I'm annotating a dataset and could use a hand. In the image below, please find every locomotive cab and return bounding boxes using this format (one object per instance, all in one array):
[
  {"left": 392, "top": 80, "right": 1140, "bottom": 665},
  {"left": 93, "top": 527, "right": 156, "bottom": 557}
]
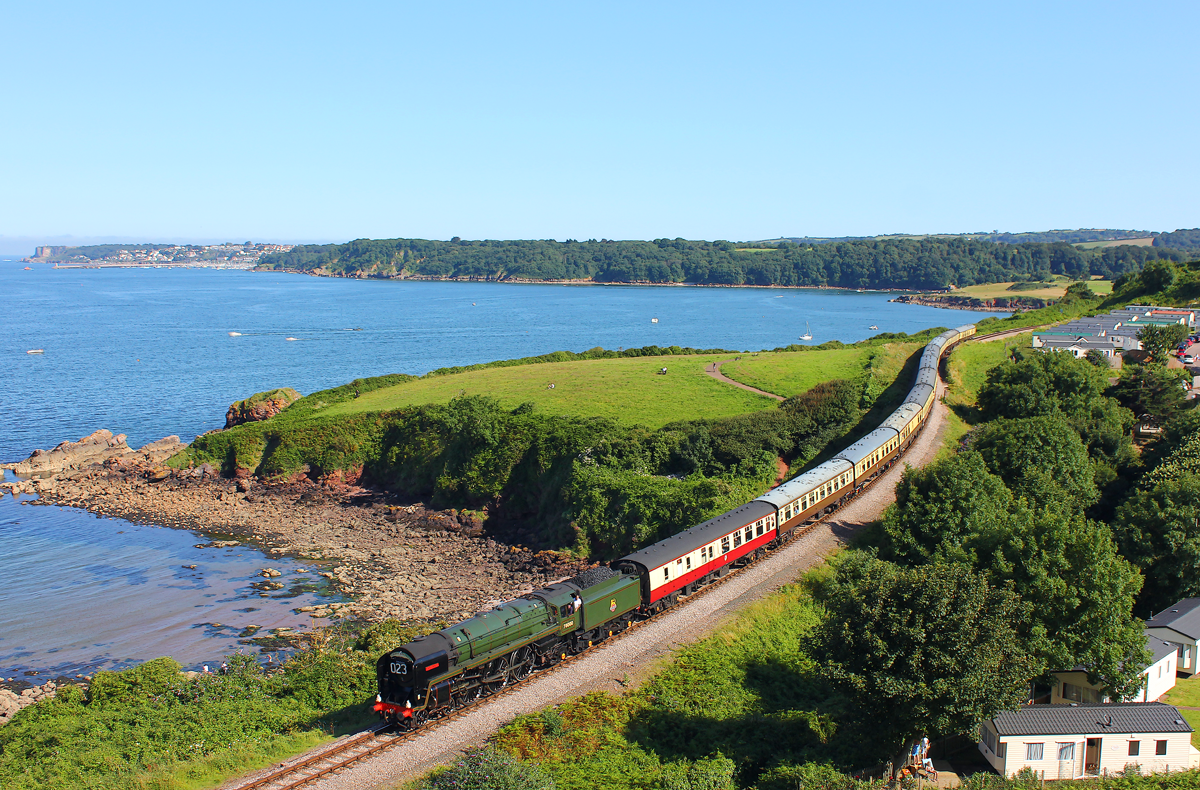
[{"left": 375, "top": 633, "right": 456, "bottom": 718}]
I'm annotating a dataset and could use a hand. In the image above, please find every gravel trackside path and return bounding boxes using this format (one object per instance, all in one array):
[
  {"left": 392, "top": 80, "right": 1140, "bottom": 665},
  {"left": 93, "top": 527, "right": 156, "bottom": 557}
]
[{"left": 234, "top": 380, "right": 951, "bottom": 790}]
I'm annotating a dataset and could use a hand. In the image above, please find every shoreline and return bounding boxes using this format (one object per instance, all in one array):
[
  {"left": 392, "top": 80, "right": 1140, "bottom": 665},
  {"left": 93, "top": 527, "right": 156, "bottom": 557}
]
[{"left": 1, "top": 435, "right": 595, "bottom": 681}]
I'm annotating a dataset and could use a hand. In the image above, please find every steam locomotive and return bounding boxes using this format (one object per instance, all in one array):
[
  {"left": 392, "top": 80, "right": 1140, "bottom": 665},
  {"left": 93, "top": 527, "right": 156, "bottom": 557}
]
[{"left": 374, "top": 324, "right": 976, "bottom": 726}]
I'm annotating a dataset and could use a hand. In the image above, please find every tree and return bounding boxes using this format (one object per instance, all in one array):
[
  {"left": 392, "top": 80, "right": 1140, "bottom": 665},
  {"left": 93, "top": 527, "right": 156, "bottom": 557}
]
[
  {"left": 1084, "top": 348, "right": 1110, "bottom": 368},
  {"left": 879, "top": 453, "right": 1147, "bottom": 698},
  {"left": 978, "top": 348, "right": 1109, "bottom": 424},
  {"left": 1140, "top": 259, "right": 1179, "bottom": 292},
  {"left": 982, "top": 487, "right": 1148, "bottom": 700},
  {"left": 881, "top": 451, "right": 1016, "bottom": 567},
  {"left": 1111, "top": 473, "right": 1200, "bottom": 615},
  {"left": 1137, "top": 323, "right": 1190, "bottom": 365},
  {"left": 1111, "top": 364, "right": 1189, "bottom": 424},
  {"left": 1061, "top": 281, "right": 1097, "bottom": 303},
  {"left": 972, "top": 416, "right": 1098, "bottom": 507},
  {"left": 808, "top": 554, "right": 1035, "bottom": 774}
]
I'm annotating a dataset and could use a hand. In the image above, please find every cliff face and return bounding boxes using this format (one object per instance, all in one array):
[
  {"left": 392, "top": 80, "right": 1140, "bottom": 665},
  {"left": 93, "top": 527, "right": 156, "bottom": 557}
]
[{"left": 224, "top": 388, "right": 301, "bottom": 428}]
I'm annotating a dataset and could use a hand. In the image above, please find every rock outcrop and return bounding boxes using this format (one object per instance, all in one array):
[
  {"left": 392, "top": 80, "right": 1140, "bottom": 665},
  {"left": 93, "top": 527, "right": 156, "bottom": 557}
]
[
  {"left": 0, "top": 681, "right": 65, "bottom": 725},
  {"left": 1, "top": 429, "right": 184, "bottom": 477},
  {"left": 224, "top": 388, "right": 301, "bottom": 428}
]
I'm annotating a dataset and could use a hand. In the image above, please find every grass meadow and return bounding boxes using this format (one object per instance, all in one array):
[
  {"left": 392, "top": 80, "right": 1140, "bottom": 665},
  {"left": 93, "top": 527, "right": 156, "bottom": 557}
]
[
  {"left": 952, "top": 275, "right": 1113, "bottom": 301},
  {"left": 321, "top": 354, "right": 777, "bottom": 429},
  {"left": 313, "top": 343, "right": 922, "bottom": 430},
  {"left": 717, "top": 343, "right": 920, "bottom": 399}
]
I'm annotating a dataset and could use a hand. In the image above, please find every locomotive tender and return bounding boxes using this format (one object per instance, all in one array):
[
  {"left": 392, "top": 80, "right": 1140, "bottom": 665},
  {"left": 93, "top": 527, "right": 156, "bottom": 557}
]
[{"left": 375, "top": 324, "right": 976, "bottom": 726}]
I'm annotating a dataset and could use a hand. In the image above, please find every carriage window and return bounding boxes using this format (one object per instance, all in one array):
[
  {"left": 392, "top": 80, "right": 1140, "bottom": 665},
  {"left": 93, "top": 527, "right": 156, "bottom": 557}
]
[
  {"left": 685, "top": 555, "right": 691, "bottom": 569},
  {"left": 663, "top": 567, "right": 670, "bottom": 580},
  {"left": 721, "top": 537, "right": 730, "bottom": 553},
  {"left": 733, "top": 532, "right": 742, "bottom": 548},
  {"left": 756, "top": 523, "right": 764, "bottom": 536}
]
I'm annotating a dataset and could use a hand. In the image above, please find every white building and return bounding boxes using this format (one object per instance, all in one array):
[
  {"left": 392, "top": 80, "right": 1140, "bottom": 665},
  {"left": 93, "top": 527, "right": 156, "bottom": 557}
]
[
  {"left": 978, "top": 703, "right": 1196, "bottom": 779},
  {"left": 1145, "top": 598, "right": 1200, "bottom": 677},
  {"left": 1043, "top": 636, "right": 1178, "bottom": 704}
]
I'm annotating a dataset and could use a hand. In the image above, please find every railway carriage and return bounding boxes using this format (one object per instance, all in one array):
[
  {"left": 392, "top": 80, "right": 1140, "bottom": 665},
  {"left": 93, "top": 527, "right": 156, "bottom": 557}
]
[
  {"left": 756, "top": 459, "right": 854, "bottom": 537},
  {"left": 914, "top": 366, "right": 938, "bottom": 389},
  {"left": 881, "top": 402, "right": 923, "bottom": 449},
  {"left": 375, "top": 323, "right": 978, "bottom": 730},
  {"left": 835, "top": 427, "right": 902, "bottom": 487},
  {"left": 614, "top": 501, "right": 776, "bottom": 607}
]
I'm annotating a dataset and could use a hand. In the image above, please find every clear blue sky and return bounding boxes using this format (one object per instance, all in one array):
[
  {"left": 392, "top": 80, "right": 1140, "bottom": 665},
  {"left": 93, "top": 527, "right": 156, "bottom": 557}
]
[{"left": 3, "top": 1, "right": 1196, "bottom": 243}]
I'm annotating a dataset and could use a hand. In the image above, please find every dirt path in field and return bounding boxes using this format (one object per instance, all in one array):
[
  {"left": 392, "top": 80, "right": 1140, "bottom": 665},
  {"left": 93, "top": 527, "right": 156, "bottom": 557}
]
[
  {"left": 704, "top": 359, "right": 785, "bottom": 401},
  {"left": 232, "top": 379, "right": 952, "bottom": 790}
]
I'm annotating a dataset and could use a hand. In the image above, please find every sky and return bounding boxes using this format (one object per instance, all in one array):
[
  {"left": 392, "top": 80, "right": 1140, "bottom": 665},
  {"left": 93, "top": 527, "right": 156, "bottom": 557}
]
[{"left": 2, "top": 1, "right": 1197, "bottom": 245}]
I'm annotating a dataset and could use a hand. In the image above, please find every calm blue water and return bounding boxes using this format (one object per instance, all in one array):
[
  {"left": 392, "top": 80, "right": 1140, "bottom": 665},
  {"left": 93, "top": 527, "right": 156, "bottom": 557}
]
[{"left": 0, "top": 259, "right": 1007, "bottom": 674}]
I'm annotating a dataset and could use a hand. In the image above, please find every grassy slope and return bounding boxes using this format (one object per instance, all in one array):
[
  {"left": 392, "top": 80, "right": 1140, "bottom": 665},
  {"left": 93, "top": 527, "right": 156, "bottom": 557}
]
[
  {"left": 1162, "top": 677, "right": 1200, "bottom": 748},
  {"left": 495, "top": 579, "right": 846, "bottom": 790},
  {"left": 939, "top": 332, "right": 1030, "bottom": 460},
  {"left": 295, "top": 343, "right": 922, "bottom": 432},
  {"left": 718, "top": 345, "right": 917, "bottom": 399},
  {"left": 318, "top": 354, "right": 777, "bottom": 429}
]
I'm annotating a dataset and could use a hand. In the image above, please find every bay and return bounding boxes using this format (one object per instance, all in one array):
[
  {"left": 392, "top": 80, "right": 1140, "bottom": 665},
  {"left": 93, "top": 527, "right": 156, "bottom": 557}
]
[{"left": 0, "top": 259, "right": 1008, "bottom": 674}]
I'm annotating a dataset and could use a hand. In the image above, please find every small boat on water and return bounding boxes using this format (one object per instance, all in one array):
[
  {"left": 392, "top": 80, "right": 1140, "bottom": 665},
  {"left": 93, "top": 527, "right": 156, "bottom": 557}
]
[
  {"left": 228, "top": 331, "right": 242, "bottom": 337},
  {"left": 651, "top": 318, "right": 659, "bottom": 323},
  {"left": 23, "top": 267, "right": 32, "bottom": 270},
  {"left": 799, "top": 321, "right": 813, "bottom": 341},
  {"left": 27, "top": 349, "right": 44, "bottom": 354},
  {"left": 286, "top": 337, "right": 298, "bottom": 341},
  {"left": 869, "top": 325, "right": 878, "bottom": 330}
]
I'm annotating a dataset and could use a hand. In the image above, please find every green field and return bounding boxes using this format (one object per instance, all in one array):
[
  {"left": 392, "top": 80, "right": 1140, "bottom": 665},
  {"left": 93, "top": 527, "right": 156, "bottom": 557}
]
[
  {"left": 1163, "top": 675, "right": 1200, "bottom": 709},
  {"left": 321, "top": 354, "right": 777, "bottom": 429},
  {"left": 718, "top": 344, "right": 919, "bottom": 399},
  {"left": 313, "top": 344, "right": 920, "bottom": 430},
  {"left": 951, "top": 275, "right": 1112, "bottom": 301}
]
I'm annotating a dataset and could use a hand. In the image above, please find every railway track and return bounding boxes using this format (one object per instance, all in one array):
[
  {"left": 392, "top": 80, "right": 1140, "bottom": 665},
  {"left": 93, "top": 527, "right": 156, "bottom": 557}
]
[{"left": 223, "top": 427, "right": 925, "bottom": 790}]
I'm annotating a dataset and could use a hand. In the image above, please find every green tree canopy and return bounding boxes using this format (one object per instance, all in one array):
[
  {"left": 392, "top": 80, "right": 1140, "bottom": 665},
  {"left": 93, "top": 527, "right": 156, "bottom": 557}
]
[
  {"left": 1111, "top": 364, "right": 1190, "bottom": 425},
  {"left": 1111, "top": 473, "right": 1200, "bottom": 616},
  {"left": 972, "top": 416, "right": 1099, "bottom": 507},
  {"left": 978, "top": 348, "right": 1110, "bottom": 424},
  {"left": 880, "top": 453, "right": 1147, "bottom": 698},
  {"left": 1137, "top": 323, "right": 1189, "bottom": 365},
  {"left": 881, "top": 451, "right": 1017, "bottom": 567},
  {"left": 808, "top": 554, "right": 1035, "bottom": 772}
]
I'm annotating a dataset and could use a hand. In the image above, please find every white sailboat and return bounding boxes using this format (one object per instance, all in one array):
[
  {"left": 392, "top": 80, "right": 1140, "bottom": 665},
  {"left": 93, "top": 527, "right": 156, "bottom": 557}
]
[{"left": 799, "top": 321, "right": 812, "bottom": 341}]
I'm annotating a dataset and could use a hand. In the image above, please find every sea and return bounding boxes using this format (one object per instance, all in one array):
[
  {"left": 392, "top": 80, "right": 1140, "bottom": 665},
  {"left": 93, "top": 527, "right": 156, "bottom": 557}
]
[{"left": 0, "top": 259, "right": 1008, "bottom": 676}]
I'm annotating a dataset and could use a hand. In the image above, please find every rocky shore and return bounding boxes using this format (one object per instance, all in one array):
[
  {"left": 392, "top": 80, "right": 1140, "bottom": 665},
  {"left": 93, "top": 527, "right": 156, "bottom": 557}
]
[
  {"left": 0, "top": 680, "right": 68, "bottom": 725},
  {"left": 2, "top": 431, "right": 594, "bottom": 628}
]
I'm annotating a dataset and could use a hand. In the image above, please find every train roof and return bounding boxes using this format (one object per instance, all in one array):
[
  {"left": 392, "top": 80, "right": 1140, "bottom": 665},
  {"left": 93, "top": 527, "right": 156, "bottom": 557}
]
[
  {"left": 955, "top": 324, "right": 976, "bottom": 335},
  {"left": 914, "top": 366, "right": 938, "bottom": 387},
  {"left": 618, "top": 500, "right": 776, "bottom": 570},
  {"left": 880, "top": 402, "right": 922, "bottom": 432},
  {"left": 905, "top": 383, "right": 935, "bottom": 407},
  {"left": 835, "top": 427, "right": 899, "bottom": 465},
  {"left": 756, "top": 458, "right": 853, "bottom": 507}
]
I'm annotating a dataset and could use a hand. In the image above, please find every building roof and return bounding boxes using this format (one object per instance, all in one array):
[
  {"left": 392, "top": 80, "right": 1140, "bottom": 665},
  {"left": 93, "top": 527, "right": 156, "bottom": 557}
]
[
  {"left": 1147, "top": 635, "right": 1177, "bottom": 665},
  {"left": 990, "top": 703, "right": 1192, "bottom": 737},
  {"left": 1145, "top": 598, "right": 1200, "bottom": 640}
]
